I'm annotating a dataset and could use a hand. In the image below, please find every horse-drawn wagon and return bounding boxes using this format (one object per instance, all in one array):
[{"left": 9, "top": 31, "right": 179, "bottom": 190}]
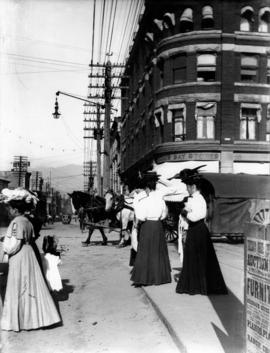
[{"left": 163, "top": 173, "right": 270, "bottom": 243}]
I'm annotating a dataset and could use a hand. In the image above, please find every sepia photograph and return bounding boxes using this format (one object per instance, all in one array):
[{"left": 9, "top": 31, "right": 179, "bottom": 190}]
[{"left": 0, "top": 0, "right": 270, "bottom": 352}]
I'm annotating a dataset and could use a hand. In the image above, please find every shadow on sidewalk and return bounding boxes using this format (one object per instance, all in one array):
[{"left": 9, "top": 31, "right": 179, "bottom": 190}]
[
  {"left": 209, "top": 289, "right": 244, "bottom": 353},
  {"left": 53, "top": 279, "right": 74, "bottom": 302}
]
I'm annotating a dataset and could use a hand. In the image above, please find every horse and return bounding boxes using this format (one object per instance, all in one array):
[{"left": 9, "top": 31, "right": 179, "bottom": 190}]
[
  {"left": 104, "top": 189, "right": 135, "bottom": 247},
  {"left": 68, "top": 191, "right": 113, "bottom": 246}
]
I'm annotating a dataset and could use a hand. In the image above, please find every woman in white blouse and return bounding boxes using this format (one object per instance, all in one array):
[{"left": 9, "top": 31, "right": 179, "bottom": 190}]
[
  {"left": 175, "top": 172, "right": 228, "bottom": 295},
  {"left": 131, "top": 172, "right": 175, "bottom": 286}
]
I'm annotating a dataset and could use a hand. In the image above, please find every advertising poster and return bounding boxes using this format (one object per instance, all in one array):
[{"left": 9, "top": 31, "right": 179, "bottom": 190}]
[{"left": 246, "top": 236, "right": 270, "bottom": 353}]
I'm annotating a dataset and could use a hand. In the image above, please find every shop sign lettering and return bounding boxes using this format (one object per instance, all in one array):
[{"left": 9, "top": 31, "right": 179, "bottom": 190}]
[{"left": 246, "top": 238, "right": 270, "bottom": 353}]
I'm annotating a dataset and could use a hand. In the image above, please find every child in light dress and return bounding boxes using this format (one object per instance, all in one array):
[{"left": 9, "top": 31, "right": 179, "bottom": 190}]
[{"left": 42, "top": 235, "right": 63, "bottom": 292}]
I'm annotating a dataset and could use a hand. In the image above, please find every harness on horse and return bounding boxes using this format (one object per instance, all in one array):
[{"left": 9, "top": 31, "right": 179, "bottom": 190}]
[{"left": 114, "top": 195, "right": 134, "bottom": 213}]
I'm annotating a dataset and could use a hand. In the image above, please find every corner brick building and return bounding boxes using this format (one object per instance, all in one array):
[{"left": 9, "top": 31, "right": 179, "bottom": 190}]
[{"left": 119, "top": 0, "right": 270, "bottom": 184}]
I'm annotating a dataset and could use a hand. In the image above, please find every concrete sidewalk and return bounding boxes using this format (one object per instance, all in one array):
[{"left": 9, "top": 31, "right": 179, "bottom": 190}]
[{"left": 141, "top": 241, "right": 245, "bottom": 353}]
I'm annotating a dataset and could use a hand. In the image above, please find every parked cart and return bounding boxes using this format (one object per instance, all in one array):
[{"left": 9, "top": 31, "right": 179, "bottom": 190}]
[{"left": 163, "top": 173, "right": 270, "bottom": 242}]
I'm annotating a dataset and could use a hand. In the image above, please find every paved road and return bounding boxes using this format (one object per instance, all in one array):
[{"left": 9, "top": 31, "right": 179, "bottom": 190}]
[{"left": 0, "top": 222, "right": 181, "bottom": 353}]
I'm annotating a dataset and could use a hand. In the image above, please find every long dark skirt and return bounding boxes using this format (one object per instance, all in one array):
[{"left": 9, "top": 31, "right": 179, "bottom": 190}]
[
  {"left": 176, "top": 220, "right": 228, "bottom": 295},
  {"left": 131, "top": 220, "right": 171, "bottom": 286}
]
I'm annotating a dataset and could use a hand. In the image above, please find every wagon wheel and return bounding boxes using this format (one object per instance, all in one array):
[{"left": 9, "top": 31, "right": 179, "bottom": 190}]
[{"left": 164, "top": 217, "right": 178, "bottom": 243}]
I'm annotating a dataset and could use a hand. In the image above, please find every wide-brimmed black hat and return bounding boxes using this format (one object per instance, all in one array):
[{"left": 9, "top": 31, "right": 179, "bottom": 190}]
[
  {"left": 168, "top": 165, "right": 206, "bottom": 183},
  {"left": 140, "top": 171, "right": 161, "bottom": 181}
]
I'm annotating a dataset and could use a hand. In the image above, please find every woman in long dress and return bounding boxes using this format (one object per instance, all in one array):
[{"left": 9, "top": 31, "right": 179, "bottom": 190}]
[
  {"left": 131, "top": 172, "right": 175, "bottom": 286},
  {"left": 0, "top": 188, "right": 61, "bottom": 331},
  {"left": 175, "top": 173, "right": 228, "bottom": 295}
]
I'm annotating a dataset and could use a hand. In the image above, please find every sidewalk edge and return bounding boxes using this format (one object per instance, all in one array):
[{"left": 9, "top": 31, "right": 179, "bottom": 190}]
[{"left": 142, "top": 287, "right": 187, "bottom": 353}]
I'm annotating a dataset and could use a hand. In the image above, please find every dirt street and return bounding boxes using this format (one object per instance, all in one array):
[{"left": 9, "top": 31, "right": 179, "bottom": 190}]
[{"left": 0, "top": 221, "right": 180, "bottom": 353}]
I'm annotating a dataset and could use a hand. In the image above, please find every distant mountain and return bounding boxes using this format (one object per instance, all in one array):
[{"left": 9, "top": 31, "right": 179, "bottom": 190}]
[{"left": 31, "top": 164, "right": 84, "bottom": 194}]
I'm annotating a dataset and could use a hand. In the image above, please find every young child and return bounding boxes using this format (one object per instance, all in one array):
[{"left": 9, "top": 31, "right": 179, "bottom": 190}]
[{"left": 42, "top": 235, "right": 63, "bottom": 292}]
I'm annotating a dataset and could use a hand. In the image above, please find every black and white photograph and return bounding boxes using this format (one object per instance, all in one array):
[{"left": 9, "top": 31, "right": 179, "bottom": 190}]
[{"left": 0, "top": 0, "right": 270, "bottom": 352}]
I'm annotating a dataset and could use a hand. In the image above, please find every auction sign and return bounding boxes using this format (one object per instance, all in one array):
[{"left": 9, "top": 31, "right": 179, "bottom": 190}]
[{"left": 245, "top": 223, "right": 270, "bottom": 353}]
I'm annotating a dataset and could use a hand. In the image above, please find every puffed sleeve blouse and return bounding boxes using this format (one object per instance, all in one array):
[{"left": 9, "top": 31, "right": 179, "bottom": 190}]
[
  {"left": 3, "top": 215, "right": 34, "bottom": 255},
  {"left": 185, "top": 191, "right": 207, "bottom": 222},
  {"left": 135, "top": 190, "right": 168, "bottom": 222}
]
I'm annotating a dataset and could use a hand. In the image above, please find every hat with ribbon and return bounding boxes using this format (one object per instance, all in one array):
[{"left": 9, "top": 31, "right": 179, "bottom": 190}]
[{"left": 0, "top": 187, "right": 39, "bottom": 206}]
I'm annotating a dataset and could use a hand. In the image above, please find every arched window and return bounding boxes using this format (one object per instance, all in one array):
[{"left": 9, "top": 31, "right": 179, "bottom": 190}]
[
  {"left": 163, "top": 13, "right": 175, "bottom": 29},
  {"left": 202, "top": 6, "right": 214, "bottom": 29},
  {"left": 259, "top": 7, "right": 270, "bottom": 33},
  {"left": 240, "top": 6, "right": 254, "bottom": 31},
  {"left": 197, "top": 54, "right": 216, "bottom": 82},
  {"left": 180, "top": 8, "right": 193, "bottom": 32}
]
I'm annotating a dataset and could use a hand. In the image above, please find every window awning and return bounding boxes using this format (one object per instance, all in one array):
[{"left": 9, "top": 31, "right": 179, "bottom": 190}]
[
  {"left": 259, "top": 7, "right": 270, "bottom": 18},
  {"left": 153, "top": 19, "right": 163, "bottom": 31},
  {"left": 196, "top": 102, "right": 217, "bottom": 117},
  {"left": 241, "top": 6, "right": 254, "bottom": 15},
  {"left": 180, "top": 8, "right": 193, "bottom": 22},
  {"left": 240, "top": 103, "right": 261, "bottom": 122},
  {"left": 202, "top": 6, "right": 213, "bottom": 20},
  {"left": 163, "top": 12, "right": 175, "bottom": 27}
]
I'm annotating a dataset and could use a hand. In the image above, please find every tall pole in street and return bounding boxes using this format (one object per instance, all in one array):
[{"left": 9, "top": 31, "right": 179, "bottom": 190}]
[
  {"left": 96, "top": 104, "right": 102, "bottom": 195},
  {"left": 103, "top": 60, "right": 112, "bottom": 191}
]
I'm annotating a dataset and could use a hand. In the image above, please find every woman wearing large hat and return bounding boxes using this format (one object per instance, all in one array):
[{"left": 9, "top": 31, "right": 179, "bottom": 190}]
[
  {"left": 173, "top": 170, "right": 227, "bottom": 295},
  {"left": 0, "top": 188, "right": 61, "bottom": 331},
  {"left": 131, "top": 171, "right": 175, "bottom": 286}
]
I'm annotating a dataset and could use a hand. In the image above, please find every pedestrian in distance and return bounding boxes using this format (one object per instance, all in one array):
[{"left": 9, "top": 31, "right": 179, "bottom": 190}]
[
  {"left": 131, "top": 171, "right": 176, "bottom": 287},
  {"left": 0, "top": 188, "right": 61, "bottom": 332},
  {"left": 42, "top": 235, "right": 63, "bottom": 292},
  {"left": 172, "top": 170, "right": 228, "bottom": 295}
]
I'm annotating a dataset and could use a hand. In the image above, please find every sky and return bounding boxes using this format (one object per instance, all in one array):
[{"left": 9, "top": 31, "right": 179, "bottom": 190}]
[{"left": 0, "top": 0, "right": 143, "bottom": 175}]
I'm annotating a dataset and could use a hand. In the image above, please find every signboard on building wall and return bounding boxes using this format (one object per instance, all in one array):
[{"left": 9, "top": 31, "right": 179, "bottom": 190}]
[
  {"left": 157, "top": 152, "right": 220, "bottom": 163},
  {"left": 245, "top": 223, "right": 270, "bottom": 353}
]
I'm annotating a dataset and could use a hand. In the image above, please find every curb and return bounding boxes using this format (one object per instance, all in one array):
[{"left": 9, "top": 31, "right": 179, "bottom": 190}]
[{"left": 142, "top": 287, "right": 187, "bottom": 353}]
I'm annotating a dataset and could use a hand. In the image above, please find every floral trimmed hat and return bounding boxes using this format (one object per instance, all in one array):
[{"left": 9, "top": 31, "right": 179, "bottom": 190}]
[{"left": 0, "top": 187, "right": 39, "bottom": 206}]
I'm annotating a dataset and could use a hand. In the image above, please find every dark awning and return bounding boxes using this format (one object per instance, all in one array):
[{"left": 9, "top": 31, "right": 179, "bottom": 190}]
[{"left": 201, "top": 173, "right": 270, "bottom": 199}]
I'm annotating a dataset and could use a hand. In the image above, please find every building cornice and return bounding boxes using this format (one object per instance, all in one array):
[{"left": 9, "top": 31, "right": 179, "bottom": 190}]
[
  {"left": 234, "top": 94, "right": 270, "bottom": 103},
  {"left": 155, "top": 93, "right": 221, "bottom": 107}
]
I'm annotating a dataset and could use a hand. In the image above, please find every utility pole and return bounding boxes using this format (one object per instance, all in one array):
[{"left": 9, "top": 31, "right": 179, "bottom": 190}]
[
  {"left": 103, "top": 60, "right": 112, "bottom": 191},
  {"left": 87, "top": 61, "right": 127, "bottom": 192},
  {"left": 96, "top": 104, "right": 102, "bottom": 195},
  {"left": 11, "top": 156, "right": 29, "bottom": 187}
]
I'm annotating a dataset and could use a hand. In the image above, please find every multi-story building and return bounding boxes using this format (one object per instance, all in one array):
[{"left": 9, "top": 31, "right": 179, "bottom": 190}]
[{"left": 120, "top": 0, "right": 270, "bottom": 185}]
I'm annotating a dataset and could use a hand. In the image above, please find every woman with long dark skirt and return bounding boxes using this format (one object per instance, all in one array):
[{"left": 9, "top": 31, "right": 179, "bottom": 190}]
[
  {"left": 175, "top": 172, "right": 228, "bottom": 295},
  {"left": 131, "top": 172, "right": 175, "bottom": 287}
]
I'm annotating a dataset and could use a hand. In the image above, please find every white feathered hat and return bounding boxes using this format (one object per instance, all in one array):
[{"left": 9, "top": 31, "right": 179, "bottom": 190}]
[{"left": 0, "top": 187, "right": 39, "bottom": 206}]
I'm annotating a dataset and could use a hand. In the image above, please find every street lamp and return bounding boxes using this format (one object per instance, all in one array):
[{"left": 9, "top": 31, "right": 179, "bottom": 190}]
[
  {"left": 52, "top": 96, "right": 61, "bottom": 119},
  {"left": 52, "top": 91, "right": 105, "bottom": 119},
  {"left": 52, "top": 90, "right": 106, "bottom": 195}
]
